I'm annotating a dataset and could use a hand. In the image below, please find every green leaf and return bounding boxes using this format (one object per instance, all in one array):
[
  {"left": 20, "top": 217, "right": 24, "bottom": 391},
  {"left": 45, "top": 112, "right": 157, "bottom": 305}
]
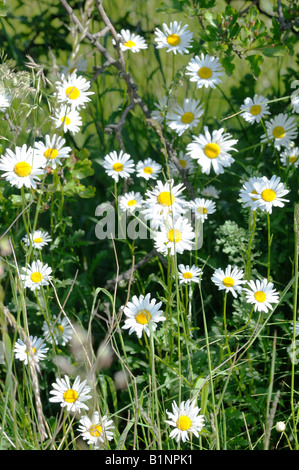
[
  {"left": 221, "top": 55, "right": 235, "bottom": 76},
  {"left": 259, "top": 45, "right": 287, "bottom": 57},
  {"left": 246, "top": 54, "right": 264, "bottom": 78},
  {"left": 204, "top": 11, "right": 218, "bottom": 27},
  {"left": 72, "top": 159, "right": 94, "bottom": 180},
  {"left": 78, "top": 185, "right": 96, "bottom": 199}
]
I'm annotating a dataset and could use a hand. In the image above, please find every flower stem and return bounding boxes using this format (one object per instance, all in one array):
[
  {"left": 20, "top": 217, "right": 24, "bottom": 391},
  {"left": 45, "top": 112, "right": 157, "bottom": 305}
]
[
  {"left": 291, "top": 204, "right": 299, "bottom": 449},
  {"left": 245, "top": 210, "right": 257, "bottom": 280},
  {"left": 198, "top": 282, "right": 220, "bottom": 450},
  {"left": 267, "top": 212, "right": 272, "bottom": 280}
]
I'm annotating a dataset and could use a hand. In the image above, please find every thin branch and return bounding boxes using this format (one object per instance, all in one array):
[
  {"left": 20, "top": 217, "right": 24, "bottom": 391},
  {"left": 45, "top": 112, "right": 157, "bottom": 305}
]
[
  {"left": 0, "top": 200, "right": 35, "bottom": 241},
  {"left": 105, "top": 248, "right": 157, "bottom": 288}
]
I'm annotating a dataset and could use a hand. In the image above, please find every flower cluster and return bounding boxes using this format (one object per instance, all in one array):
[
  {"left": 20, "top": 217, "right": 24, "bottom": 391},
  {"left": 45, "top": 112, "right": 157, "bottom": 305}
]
[{"left": 1, "top": 8, "right": 297, "bottom": 450}]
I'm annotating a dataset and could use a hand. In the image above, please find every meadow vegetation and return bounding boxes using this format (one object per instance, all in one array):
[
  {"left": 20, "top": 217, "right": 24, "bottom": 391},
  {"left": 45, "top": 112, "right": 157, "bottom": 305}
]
[{"left": 0, "top": 0, "right": 298, "bottom": 450}]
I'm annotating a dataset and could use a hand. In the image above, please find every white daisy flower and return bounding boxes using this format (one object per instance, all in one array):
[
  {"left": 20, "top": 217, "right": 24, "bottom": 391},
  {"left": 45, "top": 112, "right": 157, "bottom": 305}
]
[
  {"left": 201, "top": 185, "right": 220, "bottom": 199},
  {"left": 118, "top": 191, "right": 143, "bottom": 213},
  {"left": 166, "top": 98, "right": 204, "bottom": 137},
  {"left": 77, "top": 412, "right": 114, "bottom": 448},
  {"left": 186, "top": 53, "right": 224, "bottom": 89},
  {"left": 243, "top": 278, "right": 279, "bottom": 313},
  {"left": 0, "top": 144, "right": 46, "bottom": 189},
  {"left": 49, "top": 375, "right": 92, "bottom": 413},
  {"left": 165, "top": 399, "right": 205, "bottom": 443},
  {"left": 280, "top": 146, "right": 299, "bottom": 168},
  {"left": 250, "top": 175, "right": 290, "bottom": 214},
  {"left": 154, "top": 215, "right": 195, "bottom": 256},
  {"left": 186, "top": 126, "right": 238, "bottom": 175},
  {"left": 142, "top": 179, "right": 187, "bottom": 229},
  {"left": 102, "top": 150, "right": 135, "bottom": 183},
  {"left": 42, "top": 315, "right": 73, "bottom": 346},
  {"left": 14, "top": 335, "right": 48, "bottom": 366},
  {"left": 178, "top": 264, "right": 202, "bottom": 284},
  {"left": 136, "top": 158, "right": 162, "bottom": 180},
  {"left": 22, "top": 229, "right": 52, "bottom": 250},
  {"left": 240, "top": 94, "right": 271, "bottom": 124},
  {"left": 114, "top": 29, "right": 148, "bottom": 53},
  {"left": 291, "top": 94, "right": 299, "bottom": 114},
  {"left": 56, "top": 71, "right": 94, "bottom": 110},
  {"left": 52, "top": 104, "right": 82, "bottom": 135},
  {"left": 155, "top": 21, "right": 193, "bottom": 55},
  {"left": 20, "top": 260, "right": 53, "bottom": 291},
  {"left": 151, "top": 95, "right": 169, "bottom": 123},
  {"left": 261, "top": 113, "right": 298, "bottom": 150},
  {"left": 211, "top": 265, "right": 245, "bottom": 298},
  {"left": 122, "top": 293, "right": 165, "bottom": 339},
  {"left": 169, "top": 151, "right": 195, "bottom": 176},
  {"left": 33, "top": 134, "right": 72, "bottom": 169},
  {"left": 60, "top": 56, "right": 88, "bottom": 77},
  {"left": 189, "top": 197, "right": 216, "bottom": 222},
  {"left": 239, "top": 176, "right": 264, "bottom": 211},
  {"left": 0, "top": 90, "right": 12, "bottom": 112}
]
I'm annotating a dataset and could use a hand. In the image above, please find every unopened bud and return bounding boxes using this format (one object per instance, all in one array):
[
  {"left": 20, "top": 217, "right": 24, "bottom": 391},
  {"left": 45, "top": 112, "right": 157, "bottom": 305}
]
[{"left": 275, "top": 421, "right": 286, "bottom": 432}]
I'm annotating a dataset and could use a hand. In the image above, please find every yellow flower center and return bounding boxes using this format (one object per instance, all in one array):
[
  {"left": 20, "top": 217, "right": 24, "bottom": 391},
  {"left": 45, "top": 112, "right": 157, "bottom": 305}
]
[
  {"left": 183, "top": 272, "right": 193, "bottom": 279},
  {"left": 25, "top": 347, "right": 36, "bottom": 356},
  {"left": 197, "top": 207, "right": 207, "bottom": 214},
  {"left": 124, "top": 40, "right": 136, "bottom": 48},
  {"left": 144, "top": 166, "right": 153, "bottom": 174},
  {"left": 33, "top": 237, "right": 43, "bottom": 243},
  {"left": 250, "top": 105, "right": 262, "bottom": 116},
  {"left": 127, "top": 199, "right": 137, "bottom": 206},
  {"left": 289, "top": 155, "right": 297, "bottom": 163},
  {"left": 261, "top": 189, "right": 276, "bottom": 202},
  {"left": 89, "top": 424, "right": 102, "bottom": 437},
  {"left": 58, "top": 324, "right": 64, "bottom": 333},
  {"left": 14, "top": 162, "right": 32, "bottom": 177},
  {"left": 112, "top": 162, "right": 124, "bottom": 172},
  {"left": 198, "top": 67, "right": 212, "bottom": 79},
  {"left": 251, "top": 189, "right": 259, "bottom": 201},
  {"left": 30, "top": 272, "right": 43, "bottom": 283},
  {"left": 181, "top": 112, "right": 194, "bottom": 124},
  {"left": 179, "top": 159, "right": 187, "bottom": 168},
  {"left": 135, "top": 309, "right": 151, "bottom": 325},
  {"left": 65, "top": 86, "right": 80, "bottom": 100},
  {"left": 168, "top": 229, "right": 182, "bottom": 243},
  {"left": 26, "top": 346, "right": 36, "bottom": 356},
  {"left": 272, "top": 126, "right": 285, "bottom": 139},
  {"left": 157, "top": 191, "right": 175, "bottom": 206},
  {"left": 61, "top": 116, "right": 71, "bottom": 125},
  {"left": 166, "top": 34, "right": 181, "bottom": 46},
  {"left": 44, "top": 148, "right": 59, "bottom": 160},
  {"left": 204, "top": 143, "right": 221, "bottom": 159},
  {"left": 176, "top": 415, "right": 192, "bottom": 431},
  {"left": 254, "top": 291, "right": 266, "bottom": 302},
  {"left": 63, "top": 389, "right": 79, "bottom": 403},
  {"left": 223, "top": 276, "right": 235, "bottom": 287}
]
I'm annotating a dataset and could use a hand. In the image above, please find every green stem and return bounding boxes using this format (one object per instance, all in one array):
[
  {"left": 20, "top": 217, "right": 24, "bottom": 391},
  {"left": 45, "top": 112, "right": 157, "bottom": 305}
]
[
  {"left": 245, "top": 210, "right": 257, "bottom": 280},
  {"left": 198, "top": 283, "right": 220, "bottom": 450},
  {"left": 149, "top": 325, "right": 162, "bottom": 449},
  {"left": 223, "top": 292, "right": 229, "bottom": 352},
  {"left": 291, "top": 204, "right": 299, "bottom": 449},
  {"left": 267, "top": 212, "right": 272, "bottom": 280}
]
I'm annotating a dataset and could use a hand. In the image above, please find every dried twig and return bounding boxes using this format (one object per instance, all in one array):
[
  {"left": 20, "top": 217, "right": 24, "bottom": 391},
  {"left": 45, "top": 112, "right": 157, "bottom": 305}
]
[{"left": 58, "top": 0, "right": 196, "bottom": 199}]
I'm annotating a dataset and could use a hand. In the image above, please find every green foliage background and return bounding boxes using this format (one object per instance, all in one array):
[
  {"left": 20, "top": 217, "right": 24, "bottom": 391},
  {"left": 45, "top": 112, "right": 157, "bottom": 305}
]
[{"left": 0, "top": 0, "right": 298, "bottom": 450}]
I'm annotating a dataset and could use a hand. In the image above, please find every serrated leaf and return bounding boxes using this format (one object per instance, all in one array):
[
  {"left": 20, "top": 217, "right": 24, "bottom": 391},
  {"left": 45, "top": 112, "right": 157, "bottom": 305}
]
[
  {"left": 259, "top": 45, "right": 287, "bottom": 57},
  {"left": 221, "top": 55, "right": 235, "bottom": 76},
  {"left": 246, "top": 54, "right": 264, "bottom": 78}
]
